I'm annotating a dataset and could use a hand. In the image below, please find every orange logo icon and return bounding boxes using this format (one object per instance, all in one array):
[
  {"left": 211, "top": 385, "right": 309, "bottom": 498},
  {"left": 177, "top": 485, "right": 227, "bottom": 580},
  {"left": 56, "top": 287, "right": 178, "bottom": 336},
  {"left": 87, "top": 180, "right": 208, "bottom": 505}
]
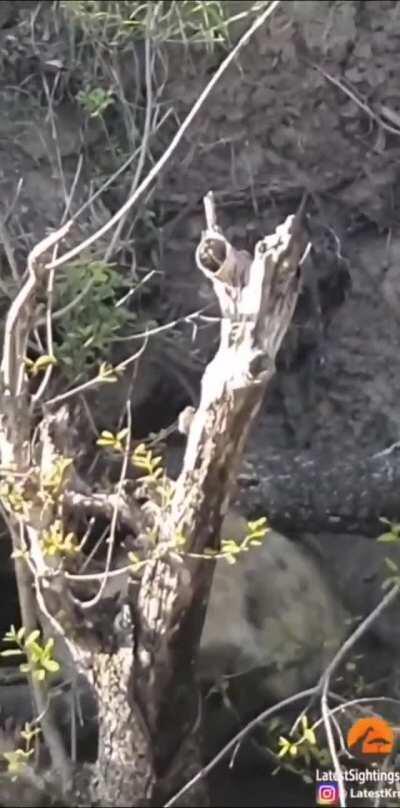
[{"left": 347, "top": 717, "right": 395, "bottom": 761}]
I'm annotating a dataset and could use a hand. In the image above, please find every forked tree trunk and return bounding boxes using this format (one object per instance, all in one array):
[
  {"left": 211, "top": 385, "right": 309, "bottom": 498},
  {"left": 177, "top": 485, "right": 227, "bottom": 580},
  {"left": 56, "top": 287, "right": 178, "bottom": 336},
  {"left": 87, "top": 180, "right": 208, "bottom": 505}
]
[{"left": 0, "top": 199, "right": 307, "bottom": 807}]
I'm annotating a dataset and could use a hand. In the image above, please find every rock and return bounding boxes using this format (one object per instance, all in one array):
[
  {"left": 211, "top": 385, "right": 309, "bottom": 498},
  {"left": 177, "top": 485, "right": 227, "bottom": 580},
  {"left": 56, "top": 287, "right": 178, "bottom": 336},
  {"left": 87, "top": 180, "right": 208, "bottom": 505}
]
[
  {"left": 0, "top": 2, "right": 14, "bottom": 28},
  {"left": 0, "top": 93, "right": 101, "bottom": 162},
  {"left": 197, "top": 511, "right": 346, "bottom": 704},
  {"left": 301, "top": 530, "right": 400, "bottom": 651}
]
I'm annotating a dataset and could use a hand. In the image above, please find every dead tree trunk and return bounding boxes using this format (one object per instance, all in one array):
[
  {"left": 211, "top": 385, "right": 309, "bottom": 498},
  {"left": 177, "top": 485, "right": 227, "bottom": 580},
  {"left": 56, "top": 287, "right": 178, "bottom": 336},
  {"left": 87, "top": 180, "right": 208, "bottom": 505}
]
[
  {"left": 132, "top": 193, "right": 308, "bottom": 804},
  {"left": 0, "top": 197, "right": 307, "bottom": 806}
]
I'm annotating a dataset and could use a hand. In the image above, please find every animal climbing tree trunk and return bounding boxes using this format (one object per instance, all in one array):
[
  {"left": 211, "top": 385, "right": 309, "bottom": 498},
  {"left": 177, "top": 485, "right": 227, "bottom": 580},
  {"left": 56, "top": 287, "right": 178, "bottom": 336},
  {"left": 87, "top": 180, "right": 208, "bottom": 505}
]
[{"left": 0, "top": 195, "right": 307, "bottom": 807}]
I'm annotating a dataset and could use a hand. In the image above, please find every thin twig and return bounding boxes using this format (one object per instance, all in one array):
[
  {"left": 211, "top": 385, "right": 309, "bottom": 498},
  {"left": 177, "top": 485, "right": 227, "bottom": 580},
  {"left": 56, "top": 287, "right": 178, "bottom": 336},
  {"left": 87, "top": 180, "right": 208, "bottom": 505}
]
[
  {"left": 71, "top": 112, "right": 170, "bottom": 228},
  {"left": 166, "top": 584, "right": 400, "bottom": 807},
  {"left": 64, "top": 153, "right": 84, "bottom": 222},
  {"left": 291, "top": 583, "right": 400, "bottom": 741},
  {"left": 1, "top": 222, "right": 72, "bottom": 392},
  {"left": 110, "top": 306, "right": 209, "bottom": 344},
  {"left": 0, "top": 274, "right": 12, "bottom": 300},
  {"left": 313, "top": 63, "right": 400, "bottom": 137},
  {"left": 163, "top": 687, "right": 315, "bottom": 807},
  {"left": 2, "top": 178, "right": 23, "bottom": 227},
  {"left": 36, "top": 275, "right": 95, "bottom": 328},
  {"left": 12, "top": 522, "right": 72, "bottom": 792},
  {"left": 115, "top": 269, "right": 158, "bottom": 308},
  {"left": 80, "top": 401, "right": 133, "bottom": 609},
  {"left": 320, "top": 584, "right": 399, "bottom": 807},
  {"left": 31, "top": 263, "right": 57, "bottom": 404},
  {"left": 43, "top": 337, "right": 148, "bottom": 407},
  {"left": 204, "top": 191, "right": 218, "bottom": 230},
  {"left": 78, "top": 524, "right": 109, "bottom": 574},
  {"left": 66, "top": 565, "right": 132, "bottom": 583},
  {"left": 104, "top": 14, "right": 155, "bottom": 261},
  {"left": 41, "top": 72, "right": 69, "bottom": 211},
  {"left": 33, "top": 129, "right": 85, "bottom": 404},
  {"left": 321, "top": 680, "right": 345, "bottom": 806},
  {"left": 45, "top": 1, "right": 281, "bottom": 272},
  {"left": 0, "top": 218, "right": 19, "bottom": 283},
  {"left": 0, "top": 179, "right": 23, "bottom": 284}
]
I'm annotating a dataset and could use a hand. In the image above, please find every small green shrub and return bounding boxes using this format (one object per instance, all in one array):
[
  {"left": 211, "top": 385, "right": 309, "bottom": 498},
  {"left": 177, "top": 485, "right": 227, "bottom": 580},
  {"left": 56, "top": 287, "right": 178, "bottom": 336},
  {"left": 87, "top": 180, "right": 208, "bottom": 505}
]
[{"left": 53, "top": 260, "right": 136, "bottom": 380}]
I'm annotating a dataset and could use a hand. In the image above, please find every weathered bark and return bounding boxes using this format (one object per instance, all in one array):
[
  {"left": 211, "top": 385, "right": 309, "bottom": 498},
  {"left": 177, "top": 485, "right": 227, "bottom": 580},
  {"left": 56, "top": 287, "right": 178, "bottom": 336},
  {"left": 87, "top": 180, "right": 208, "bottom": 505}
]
[
  {"left": 240, "top": 444, "right": 400, "bottom": 538},
  {"left": 90, "top": 647, "right": 153, "bottom": 806},
  {"left": 0, "top": 202, "right": 307, "bottom": 806},
  {"left": 133, "top": 195, "right": 308, "bottom": 804}
]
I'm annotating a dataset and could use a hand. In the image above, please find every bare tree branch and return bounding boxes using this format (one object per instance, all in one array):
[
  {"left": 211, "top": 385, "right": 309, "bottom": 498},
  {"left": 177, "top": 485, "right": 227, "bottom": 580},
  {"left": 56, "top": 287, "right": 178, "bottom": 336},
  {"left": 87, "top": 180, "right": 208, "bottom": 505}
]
[{"left": 44, "top": 1, "right": 281, "bottom": 272}]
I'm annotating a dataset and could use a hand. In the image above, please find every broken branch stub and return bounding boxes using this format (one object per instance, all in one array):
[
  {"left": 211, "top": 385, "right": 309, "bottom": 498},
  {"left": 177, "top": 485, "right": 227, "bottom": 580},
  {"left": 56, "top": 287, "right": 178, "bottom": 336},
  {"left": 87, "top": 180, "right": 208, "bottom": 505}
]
[{"left": 195, "top": 192, "right": 308, "bottom": 404}]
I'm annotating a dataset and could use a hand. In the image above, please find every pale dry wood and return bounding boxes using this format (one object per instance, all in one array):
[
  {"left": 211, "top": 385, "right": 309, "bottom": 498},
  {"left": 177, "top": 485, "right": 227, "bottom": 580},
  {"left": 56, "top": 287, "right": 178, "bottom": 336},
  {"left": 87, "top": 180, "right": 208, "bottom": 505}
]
[
  {"left": 0, "top": 190, "right": 306, "bottom": 806},
  {"left": 133, "top": 195, "right": 308, "bottom": 803}
]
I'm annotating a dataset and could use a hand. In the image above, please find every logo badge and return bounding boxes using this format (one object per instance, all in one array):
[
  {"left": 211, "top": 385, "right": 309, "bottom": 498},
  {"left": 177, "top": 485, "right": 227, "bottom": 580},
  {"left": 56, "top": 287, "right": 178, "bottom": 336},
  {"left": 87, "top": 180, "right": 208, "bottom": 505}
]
[
  {"left": 347, "top": 716, "right": 395, "bottom": 762},
  {"left": 316, "top": 783, "right": 340, "bottom": 805}
]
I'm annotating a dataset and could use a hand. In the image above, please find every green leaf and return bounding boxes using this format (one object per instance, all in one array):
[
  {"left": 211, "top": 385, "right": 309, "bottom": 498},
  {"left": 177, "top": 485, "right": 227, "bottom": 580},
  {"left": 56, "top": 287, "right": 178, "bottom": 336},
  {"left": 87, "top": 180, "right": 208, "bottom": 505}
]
[
  {"left": 377, "top": 532, "right": 400, "bottom": 543},
  {"left": 25, "top": 630, "right": 41, "bottom": 647},
  {"left": 384, "top": 557, "right": 399, "bottom": 572},
  {"left": 43, "top": 638, "right": 55, "bottom": 654},
  {"left": 0, "top": 649, "right": 24, "bottom": 657},
  {"left": 304, "top": 728, "right": 317, "bottom": 746},
  {"left": 277, "top": 737, "right": 292, "bottom": 758},
  {"left": 382, "top": 576, "right": 399, "bottom": 590},
  {"left": 42, "top": 658, "right": 60, "bottom": 673},
  {"left": 27, "top": 643, "right": 42, "bottom": 663},
  {"left": 97, "top": 437, "right": 116, "bottom": 447},
  {"left": 34, "top": 354, "right": 57, "bottom": 371}
]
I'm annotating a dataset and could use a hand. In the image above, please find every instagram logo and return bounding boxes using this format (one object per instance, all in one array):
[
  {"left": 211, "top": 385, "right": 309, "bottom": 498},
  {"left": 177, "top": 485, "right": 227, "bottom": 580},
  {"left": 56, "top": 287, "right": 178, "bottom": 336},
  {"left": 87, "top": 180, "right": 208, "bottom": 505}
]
[{"left": 316, "top": 783, "right": 340, "bottom": 805}]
